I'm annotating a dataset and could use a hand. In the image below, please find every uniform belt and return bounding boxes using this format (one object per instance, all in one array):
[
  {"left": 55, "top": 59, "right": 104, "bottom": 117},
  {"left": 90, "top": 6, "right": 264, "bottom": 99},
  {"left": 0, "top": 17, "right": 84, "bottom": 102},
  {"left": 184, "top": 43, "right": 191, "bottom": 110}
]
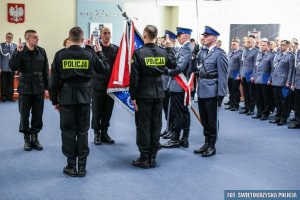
[
  {"left": 64, "top": 82, "right": 91, "bottom": 87},
  {"left": 142, "top": 77, "right": 162, "bottom": 81},
  {"left": 199, "top": 74, "right": 218, "bottom": 79},
  {"left": 19, "top": 72, "right": 43, "bottom": 77}
]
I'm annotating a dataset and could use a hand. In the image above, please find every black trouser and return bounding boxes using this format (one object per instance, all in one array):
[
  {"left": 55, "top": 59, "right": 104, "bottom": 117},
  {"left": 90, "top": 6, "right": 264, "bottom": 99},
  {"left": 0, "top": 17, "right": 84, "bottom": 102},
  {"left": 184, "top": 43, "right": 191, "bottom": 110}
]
[
  {"left": 293, "top": 89, "right": 300, "bottom": 125},
  {"left": 198, "top": 97, "right": 218, "bottom": 146},
  {"left": 91, "top": 90, "right": 114, "bottom": 131},
  {"left": 18, "top": 94, "right": 44, "bottom": 134},
  {"left": 163, "top": 91, "right": 170, "bottom": 120},
  {"left": 273, "top": 86, "right": 292, "bottom": 122},
  {"left": 1, "top": 71, "right": 14, "bottom": 100},
  {"left": 241, "top": 77, "right": 255, "bottom": 111},
  {"left": 170, "top": 92, "right": 190, "bottom": 138},
  {"left": 135, "top": 98, "right": 163, "bottom": 155},
  {"left": 255, "top": 84, "right": 272, "bottom": 117},
  {"left": 228, "top": 78, "right": 241, "bottom": 108},
  {"left": 60, "top": 104, "right": 90, "bottom": 159}
]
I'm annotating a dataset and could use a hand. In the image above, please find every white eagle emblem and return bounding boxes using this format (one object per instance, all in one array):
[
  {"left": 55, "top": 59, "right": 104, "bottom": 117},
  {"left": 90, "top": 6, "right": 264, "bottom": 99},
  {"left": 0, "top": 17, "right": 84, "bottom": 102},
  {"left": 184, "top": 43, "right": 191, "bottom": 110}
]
[{"left": 9, "top": 5, "right": 24, "bottom": 23}]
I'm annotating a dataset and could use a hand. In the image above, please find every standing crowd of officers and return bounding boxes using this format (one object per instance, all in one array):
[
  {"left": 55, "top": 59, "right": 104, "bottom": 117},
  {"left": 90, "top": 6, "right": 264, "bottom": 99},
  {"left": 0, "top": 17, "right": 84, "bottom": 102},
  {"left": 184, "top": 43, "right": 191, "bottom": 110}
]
[{"left": 0, "top": 23, "right": 299, "bottom": 177}]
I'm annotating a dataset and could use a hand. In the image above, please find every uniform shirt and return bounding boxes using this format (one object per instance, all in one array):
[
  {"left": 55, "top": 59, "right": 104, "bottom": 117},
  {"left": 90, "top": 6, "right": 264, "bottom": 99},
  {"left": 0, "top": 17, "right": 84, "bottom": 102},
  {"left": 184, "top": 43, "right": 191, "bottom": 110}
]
[
  {"left": 92, "top": 43, "right": 119, "bottom": 91},
  {"left": 292, "top": 50, "right": 300, "bottom": 89},
  {"left": 9, "top": 45, "right": 49, "bottom": 95},
  {"left": 269, "top": 51, "right": 294, "bottom": 87},
  {"left": 227, "top": 49, "right": 242, "bottom": 79},
  {"left": 0, "top": 42, "right": 17, "bottom": 72},
  {"left": 253, "top": 51, "right": 275, "bottom": 84},
  {"left": 240, "top": 47, "right": 259, "bottom": 80},
  {"left": 129, "top": 43, "right": 176, "bottom": 100},
  {"left": 49, "top": 45, "right": 110, "bottom": 105}
]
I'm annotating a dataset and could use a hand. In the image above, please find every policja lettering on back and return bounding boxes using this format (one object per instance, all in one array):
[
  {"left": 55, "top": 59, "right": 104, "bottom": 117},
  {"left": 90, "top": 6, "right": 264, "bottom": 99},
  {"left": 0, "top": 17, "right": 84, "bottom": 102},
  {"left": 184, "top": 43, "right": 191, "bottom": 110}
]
[
  {"left": 144, "top": 57, "right": 166, "bottom": 66},
  {"left": 62, "top": 59, "right": 89, "bottom": 69}
]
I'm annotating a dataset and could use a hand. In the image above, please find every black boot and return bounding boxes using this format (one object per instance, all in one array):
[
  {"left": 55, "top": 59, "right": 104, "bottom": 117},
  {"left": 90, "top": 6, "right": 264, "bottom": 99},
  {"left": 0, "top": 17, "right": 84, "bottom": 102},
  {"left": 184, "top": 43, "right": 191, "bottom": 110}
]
[
  {"left": 132, "top": 153, "right": 150, "bottom": 169},
  {"left": 149, "top": 154, "right": 157, "bottom": 168},
  {"left": 31, "top": 133, "right": 43, "bottom": 150},
  {"left": 63, "top": 158, "right": 77, "bottom": 177},
  {"left": 78, "top": 158, "right": 87, "bottom": 177},
  {"left": 160, "top": 129, "right": 168, "bottom": 137},
  {"left": 202, "top": 137, "right": 216, "bottom": 157},
  {"left": 93, "top": 130, "right": 102, "bottom": 145},
  {"left": 180, "top": 130, "right": 189, "bottom": 148},
  {"left": 162, "top": 131, "right": 181, "bottom": 148},
  {"left": 162, "top": 131, "right": 173, "bottom": 139},
  {"left": 23, "top": 133, "right": 32, "bottom": 151},
  {"left": 194, "top": 137, "right": 209, "bottom": 154},
  {"left": 101, "top": 128, "right": 115, "bottom": 144}
]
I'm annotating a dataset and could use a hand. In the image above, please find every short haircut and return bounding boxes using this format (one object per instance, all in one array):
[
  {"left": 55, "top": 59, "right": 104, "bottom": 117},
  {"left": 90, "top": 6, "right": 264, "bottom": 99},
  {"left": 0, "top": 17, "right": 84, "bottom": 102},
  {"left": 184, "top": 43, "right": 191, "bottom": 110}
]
[
  {"left": 24, "top": 30, "right": 37, "bottom": 39},
  {"left": 248, "top": 35, "right": 256, "bottom": 39},
  {"left": 144, "top": 25, "right": 158, "bottom": 40},
  {"left": 6, "top": 32, "right": 13, "bottom": 37},
  {"left": 232, "top": 37, "right": 240, "bottom": 43},
  {"left": 281, "top": 40, "right": 290, "bottom": 45},
  {"left": 68, "top": 27, "right": 84, "bottom": 43},
  {"left": 190, "top": 38, "right": 195, "bottom": 42},
  {"left": 261, "top": 40, "right": 270, "bottom": 45}
]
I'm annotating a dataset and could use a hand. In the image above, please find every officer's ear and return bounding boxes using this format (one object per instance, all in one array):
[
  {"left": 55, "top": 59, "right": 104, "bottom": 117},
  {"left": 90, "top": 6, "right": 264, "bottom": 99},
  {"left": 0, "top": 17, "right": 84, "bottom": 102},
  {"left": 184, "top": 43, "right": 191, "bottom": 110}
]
[{"left": 80, "top": 38, "right": 84, "bottom": 43}]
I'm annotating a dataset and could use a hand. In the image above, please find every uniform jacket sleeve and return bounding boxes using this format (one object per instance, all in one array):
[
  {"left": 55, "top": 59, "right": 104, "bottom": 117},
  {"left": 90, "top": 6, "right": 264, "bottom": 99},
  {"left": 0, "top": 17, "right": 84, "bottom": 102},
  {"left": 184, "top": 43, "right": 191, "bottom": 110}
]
[
  {"left": 9, "top": 50, "right": 22, "bottom": 71},
  {"left": 287, "top": 54, "right": 295, "bottom": 85},
  {"left": 42, "top": 49, "right": 49, "bottom": 90},
  {"left": 217, "top": 50, "right": 228, "bottom": 97},
  {"left": 49, "top": 53, "right": 60, "bottom": 105},
  {"left": 94, "top": 51, "right": 111, "bottom": 74},
  {"left": 129, "top": 51, "right": 141, "bottom": 100},
  {"left": 165, "top": 47, "right": 177, "bottom": 70},
  {"left": 168, "top": 43, "right": 192, "bottom": 76}
]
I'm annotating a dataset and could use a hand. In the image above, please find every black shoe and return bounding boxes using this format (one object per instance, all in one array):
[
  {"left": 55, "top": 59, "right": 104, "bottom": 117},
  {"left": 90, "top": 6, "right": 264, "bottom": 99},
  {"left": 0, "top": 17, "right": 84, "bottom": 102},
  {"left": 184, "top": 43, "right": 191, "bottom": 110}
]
[
  {"left": 78, "top": 158, "right": 87, "bottom": 177},
  {"left": 162, "top": 131, "right": 173, "bottom": 139},
  {"left": 132, "top": 157, "right": 150, "bottom": 169},
  {"left": 225, "top": 106, "right": 232, "bottom": 110},
  {"left": 260, "top": 115, "right": 269, "bottom": 121},
  {"left": 277, "top": 121, "right": 287, "bottom": 126},
  {"left": 93, "top": 130, "right": 102, "bottom": 145},
  {"left": 149, "top": 154, "right": 156, "bottom": 168},
  {"left": 288, "top": 123, "right": 300, "bottom": 129},
  {"left": 24, "top": 134, "right": 32, "bottom": 151},
  {"left": 194, "top": 144, "right": 209, "bottom": 154},
  {"left": 290, "top": 118, "right": 296, "bottom": 122},
  {"left": 63, "top": 166, "right": 77, "bottom": 177},
  {"left": 160, "top": 129, "right": 168, "bottom": 137},
  {"left": 31, "top": 133, "right": 43, "bottom": 150},
  {"left": 269, "top": 119, "right": 280, "bottom": 124},
  {"left": 230, "top": 107, "right": 238, "bottom": 111},
  {"left": 179, "top": 139, "right": 189, "bottom": 148},
  {"left": 224, "top": 101, "right": 230, "bottom": 106},
  {"left": 202, "top": 147, "right": 216, "bottom": 157},
  {"left": 246, "top": 111, "right": 254, "bottom": 116},
  {"left": 101, "top": 132, "right": 115, "bottom": 144},
  {"left": 239, "top": 109, "right": 249, "bottom": 114},
  {"left": 1, "top": 98, "right": 6, "bottom": 102},
  {"left": 252, "top": 115, "right": 261, "bottom": 119},
  {"left": 162, "top": 139, "right": 181, "bottom": 148}
]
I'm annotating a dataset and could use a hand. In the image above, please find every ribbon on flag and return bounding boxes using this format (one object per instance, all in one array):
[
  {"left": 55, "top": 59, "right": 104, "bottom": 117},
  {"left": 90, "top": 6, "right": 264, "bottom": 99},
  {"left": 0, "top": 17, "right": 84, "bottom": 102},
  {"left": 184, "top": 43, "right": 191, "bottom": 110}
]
[{"left": 174, "top": 72, "right": 195, "bottom": 107}]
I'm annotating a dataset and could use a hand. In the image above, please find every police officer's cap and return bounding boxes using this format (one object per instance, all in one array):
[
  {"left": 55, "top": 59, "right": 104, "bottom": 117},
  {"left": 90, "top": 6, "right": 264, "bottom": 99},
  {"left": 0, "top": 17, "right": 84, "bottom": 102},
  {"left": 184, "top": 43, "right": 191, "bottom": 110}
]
[
  {"left": 165, "top": 30, "right": 177, "bottom": 40},
  {"left": 201, "top": 26, "right": 220, "bottom": 36},
  {"left": 176, "top": 27, "right": 192, "bottom": 36}
]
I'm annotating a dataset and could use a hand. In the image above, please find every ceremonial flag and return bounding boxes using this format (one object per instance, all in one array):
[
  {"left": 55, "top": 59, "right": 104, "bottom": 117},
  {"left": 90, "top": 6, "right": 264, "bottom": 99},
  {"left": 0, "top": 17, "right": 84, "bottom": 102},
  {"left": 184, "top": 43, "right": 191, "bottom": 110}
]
[{"left": 107, "top": 21, "right": 143, "bottom": 114}]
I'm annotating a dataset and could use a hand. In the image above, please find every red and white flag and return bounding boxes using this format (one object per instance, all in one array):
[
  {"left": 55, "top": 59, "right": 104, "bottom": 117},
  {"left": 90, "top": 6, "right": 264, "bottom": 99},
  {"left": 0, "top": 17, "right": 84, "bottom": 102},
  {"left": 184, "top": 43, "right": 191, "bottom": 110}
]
[{"left": 174, "top": 73, "right": 195, "bottom": 107}]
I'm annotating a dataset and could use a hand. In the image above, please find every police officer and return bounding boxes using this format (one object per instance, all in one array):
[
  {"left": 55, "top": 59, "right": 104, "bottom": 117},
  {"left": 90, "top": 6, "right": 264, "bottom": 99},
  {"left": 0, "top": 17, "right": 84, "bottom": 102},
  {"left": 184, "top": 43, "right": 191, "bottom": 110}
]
[
  {"left": 226, "top": 38, "right": 242, "bottom": 111},
  {"left": 0, "top": 32, "right": 17, "bottom": 102},
  {"left": 91, "top": 27, "right": 118, "bottom": 145},
  {"left": 161, "top": 30, "right": 177, "bottom": 139},
  {"left": 289, "top": 49, "right": 300, "bottom": 129},
  {"left": 130, "top": 25, "right": 176, "bottom": 168},
  {"left": 162, "top": 27, "right": 193, "bottom": 149},
  {"left": 49, "top": 27, "right": 110, "bottom": 177},
  {"left": 9, "top": 30, "right": 49, "bottom": 151},
  {"left": 268, "top": 40, "right": 294, "bottom": 126},
  {"left": 193, "top": 26, "right": 228, "bottom": 157},
  {"left": 239, "top": 35, "right": 259, "bottom": 116},
  {"left": 251, "top": 40, "right": 275, "bottom": 120}
]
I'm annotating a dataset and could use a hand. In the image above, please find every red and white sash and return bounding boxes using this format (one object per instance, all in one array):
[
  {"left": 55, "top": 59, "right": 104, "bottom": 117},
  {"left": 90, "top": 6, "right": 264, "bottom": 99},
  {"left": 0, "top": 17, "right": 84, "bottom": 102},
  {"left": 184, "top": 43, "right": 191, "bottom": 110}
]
[{"left": 174, "top": 72, "right": 194, "bottom": 107}]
